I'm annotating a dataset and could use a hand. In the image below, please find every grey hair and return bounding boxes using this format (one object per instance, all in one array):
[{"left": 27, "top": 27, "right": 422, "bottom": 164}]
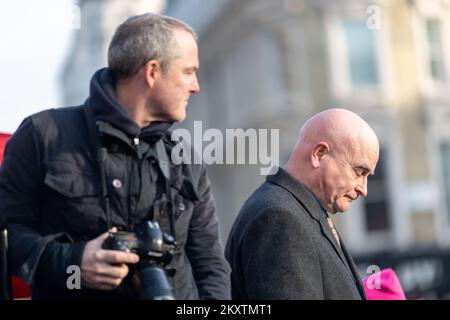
[{"left": 108, "top": 12, "right": 197, "bottom": 82}]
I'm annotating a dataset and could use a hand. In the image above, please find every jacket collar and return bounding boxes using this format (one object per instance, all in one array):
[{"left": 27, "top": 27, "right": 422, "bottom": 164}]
[
  {"left": 266, "top": 167, "right": 323, "bottom": 221},
  {"left": 85, "top": 67, "right": 173, "bottom": 143},
  {"left": 266, "top": 168, "right": 342, "bottom": 253},
  {"left": 266, "top": 168, "right": 345, "bottom": 258}
]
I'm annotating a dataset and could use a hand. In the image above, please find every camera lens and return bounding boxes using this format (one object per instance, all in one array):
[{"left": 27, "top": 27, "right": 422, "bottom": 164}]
[{"left": 137, "top": 266, "right": 174, "bottom": 300}]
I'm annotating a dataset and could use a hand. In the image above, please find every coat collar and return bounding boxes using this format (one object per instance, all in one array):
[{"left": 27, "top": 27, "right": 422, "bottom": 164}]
[
  {"left": 266, "top": 168, "right": 345, "bottom": 258},
  {"left": 266, "top": 167, "right": 322, "bottom": 221}
]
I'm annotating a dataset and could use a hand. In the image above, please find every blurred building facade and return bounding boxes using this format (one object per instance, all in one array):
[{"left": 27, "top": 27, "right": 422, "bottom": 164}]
[
  {"left": 62, "top": 0, "right": 450, "bottom": 297},
  {"left": 62, "top": 0, "right": 166, "bottom": 105},
  {"left": 164, "top": 0, "right": 450, "bottom": 253}
]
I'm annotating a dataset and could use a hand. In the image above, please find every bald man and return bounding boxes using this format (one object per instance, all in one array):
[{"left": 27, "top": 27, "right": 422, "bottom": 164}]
[{"left": 225, "top": 108, "right": 379, "bottom": 300}]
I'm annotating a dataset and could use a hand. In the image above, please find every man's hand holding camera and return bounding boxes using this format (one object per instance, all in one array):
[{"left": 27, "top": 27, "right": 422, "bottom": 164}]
[{"left": 80, "top": 227, "right": 140, "bottom": 291}]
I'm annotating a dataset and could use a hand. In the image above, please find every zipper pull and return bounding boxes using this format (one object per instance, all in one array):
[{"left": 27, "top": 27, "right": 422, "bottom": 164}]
[{"left": 134, "top": 137, "right": 142, "bottom": 159}]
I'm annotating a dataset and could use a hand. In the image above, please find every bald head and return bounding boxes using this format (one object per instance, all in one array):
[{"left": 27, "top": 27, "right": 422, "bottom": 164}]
[
  {"left": 297, "top": 108, "right": 379, "bottom": 157},
  {"left": 286, "top": 108, "right": 380, "bottom": 214}
]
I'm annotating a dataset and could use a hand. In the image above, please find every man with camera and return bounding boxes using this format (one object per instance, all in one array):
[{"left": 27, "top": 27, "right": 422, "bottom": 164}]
[{"left": 0, "top": 13, "right": 230, "bottom": 299}]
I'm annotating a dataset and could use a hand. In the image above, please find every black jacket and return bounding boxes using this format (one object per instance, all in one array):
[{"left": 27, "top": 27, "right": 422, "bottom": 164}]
[
  {"left": 0, "top": 68, "right": 230, "bottom": 299},
  {"left": 225, "top": 168, "right": 365, "bottom": 300}
]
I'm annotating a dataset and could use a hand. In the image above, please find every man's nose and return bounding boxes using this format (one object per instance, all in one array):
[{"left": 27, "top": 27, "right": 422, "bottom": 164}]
[
  {"left": 355, "top": 179, "right": 368, "bottom": 197},
  {"left": 190, "top": 75, "right": 200, "bottom": 93}
]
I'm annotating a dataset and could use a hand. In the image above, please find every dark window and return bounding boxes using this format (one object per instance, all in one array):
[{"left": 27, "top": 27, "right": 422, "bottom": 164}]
[
  {"left": 425, "top": 19, "right": 446, "bottom": 81},
  {"left": 440, "top": 143, "right": 450, "bottom": 222},
  {"left": 364, "top": 149, "right": 390, "bottom": 231},
  {"left": 343, "top": 19, "right": 379, "bottom": 86}
]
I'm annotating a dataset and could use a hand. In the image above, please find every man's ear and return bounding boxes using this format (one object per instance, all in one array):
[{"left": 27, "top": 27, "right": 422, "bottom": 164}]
[
  {"left": 143, "top": 60, "right": 161, "bottom": 88},
  {"left": 311, "top": 142, "right": 330, "bottom": 168}
]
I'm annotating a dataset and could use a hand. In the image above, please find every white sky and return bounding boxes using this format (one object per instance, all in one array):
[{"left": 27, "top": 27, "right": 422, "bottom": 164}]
[{"left": 0, "top": 0, "right": 75, "bottom": 133}]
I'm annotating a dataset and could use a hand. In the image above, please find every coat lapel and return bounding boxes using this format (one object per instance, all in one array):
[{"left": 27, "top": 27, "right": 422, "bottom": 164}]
[{"left": 340, "top": 241, "right": 366, "bottom": 299}]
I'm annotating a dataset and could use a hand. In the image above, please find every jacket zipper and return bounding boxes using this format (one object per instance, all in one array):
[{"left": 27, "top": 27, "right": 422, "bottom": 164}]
[
  {"left": 134, "top": 137, "right": 141, "bottom": 159},
  {"left": 129, "top": 137, "right": 142, "bottom": 231}
]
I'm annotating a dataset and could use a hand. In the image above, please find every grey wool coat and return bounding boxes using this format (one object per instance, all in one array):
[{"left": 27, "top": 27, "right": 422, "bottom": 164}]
[{"left": 225, "top": 167, "right": 366, "bottom": 300}]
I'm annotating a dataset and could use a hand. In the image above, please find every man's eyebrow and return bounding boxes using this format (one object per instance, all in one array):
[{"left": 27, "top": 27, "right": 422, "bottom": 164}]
[{"left": 354, "top": 165, "right": 373, "bottom": 175}]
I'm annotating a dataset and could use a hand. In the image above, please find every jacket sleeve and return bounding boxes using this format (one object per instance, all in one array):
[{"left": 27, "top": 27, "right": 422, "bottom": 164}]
[
  {"left": 241, "top": 208, "right": 324, "bottom": 299},
  {"left": 185, "top": 164, "right": 231, "bottom": 300},
  {"left": 0, "top": 117, "right": 86, "bottom": 290}
]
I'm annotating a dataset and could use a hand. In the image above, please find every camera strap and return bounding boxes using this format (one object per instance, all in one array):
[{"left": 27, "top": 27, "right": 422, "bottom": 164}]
[
  {"left": 156, "top": 139, "right": 171, "bottom": 179},
  {"left": 84, "top": 105, "right": 177, "bottom": 239},
  {"left": 155, "top": 139, "right": 177, "bottom": 241}
]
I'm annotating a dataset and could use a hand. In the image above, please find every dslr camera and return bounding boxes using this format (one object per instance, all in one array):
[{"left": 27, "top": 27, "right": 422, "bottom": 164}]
[{"left": 102, "top": 221, "right": 176, "bottom": 300}]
